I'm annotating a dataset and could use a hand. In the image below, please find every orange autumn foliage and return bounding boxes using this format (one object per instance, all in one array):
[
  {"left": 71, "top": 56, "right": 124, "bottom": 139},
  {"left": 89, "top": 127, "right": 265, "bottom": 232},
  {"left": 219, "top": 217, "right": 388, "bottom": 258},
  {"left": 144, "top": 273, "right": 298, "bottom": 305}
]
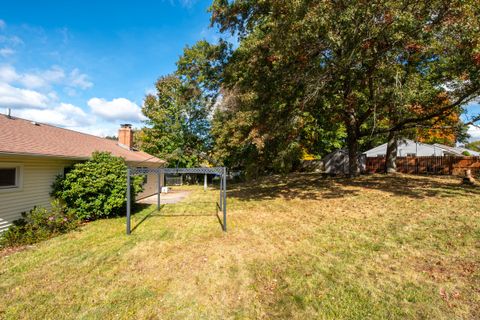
[
  {"left": 408, "top": 95, "right": 461, "bottom": 146},
  {"left": 416, "top": 112, "right": 460, "bottom": 146}
]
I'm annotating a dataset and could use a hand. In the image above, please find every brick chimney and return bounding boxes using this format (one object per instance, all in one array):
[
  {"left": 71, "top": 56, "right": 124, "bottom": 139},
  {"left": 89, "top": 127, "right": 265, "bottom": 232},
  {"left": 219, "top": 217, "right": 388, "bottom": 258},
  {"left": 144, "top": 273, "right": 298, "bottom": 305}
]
[{"left": 118, "top": 124, "right": 133, "bottom": 149}]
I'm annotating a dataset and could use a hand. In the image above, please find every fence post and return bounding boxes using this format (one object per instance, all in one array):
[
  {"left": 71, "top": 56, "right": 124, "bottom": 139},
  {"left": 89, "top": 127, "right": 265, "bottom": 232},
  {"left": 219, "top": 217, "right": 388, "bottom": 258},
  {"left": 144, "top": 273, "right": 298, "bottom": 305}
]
[
  {"left": 204, "top": 174, "right": 207, "bottom": 191},
  {"left": 126, "top": 168, "right": 131, "bottom": 235}
]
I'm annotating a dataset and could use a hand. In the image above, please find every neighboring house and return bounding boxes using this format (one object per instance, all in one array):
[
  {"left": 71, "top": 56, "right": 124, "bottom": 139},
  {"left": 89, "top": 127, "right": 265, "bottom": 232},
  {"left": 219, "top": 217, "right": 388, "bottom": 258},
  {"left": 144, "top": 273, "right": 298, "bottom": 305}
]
[
  {"left": 432, "top": 144, "right": 480, "bottom": 156},
  {"left": 363, "top": 139, "right": 480, "bottom": 157},
  {"left": 0, "top": 114, "right": 165, "bottom": 232},
  {"left": 322, "top": 139, "right": 479, "bottom": 175}
]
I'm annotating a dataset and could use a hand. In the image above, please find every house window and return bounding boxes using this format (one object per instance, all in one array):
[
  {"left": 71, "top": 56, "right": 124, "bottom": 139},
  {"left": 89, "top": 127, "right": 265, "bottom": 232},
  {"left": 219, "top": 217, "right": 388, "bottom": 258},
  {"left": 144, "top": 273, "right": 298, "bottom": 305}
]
[
  {"left": 406, "top": 153, "right": 416, "bottom": 157},
  {"left": 0, "top": 165, "right": 22, "bottom": 189}
]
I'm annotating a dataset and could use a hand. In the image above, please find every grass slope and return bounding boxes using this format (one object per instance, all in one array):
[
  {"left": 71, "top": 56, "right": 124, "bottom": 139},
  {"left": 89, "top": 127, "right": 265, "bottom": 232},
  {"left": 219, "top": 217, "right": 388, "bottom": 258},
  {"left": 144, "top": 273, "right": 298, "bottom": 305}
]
[{"left": 1, "top": 174, "right": 479, "bottom": 319}]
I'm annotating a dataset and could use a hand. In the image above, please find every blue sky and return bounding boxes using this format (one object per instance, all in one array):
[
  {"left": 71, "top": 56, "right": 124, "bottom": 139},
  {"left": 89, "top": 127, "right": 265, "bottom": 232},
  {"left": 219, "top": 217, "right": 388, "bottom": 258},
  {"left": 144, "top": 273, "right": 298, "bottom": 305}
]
[
  {"left": 0, "top": 0, "right": 218, "bottom": 136},
  {"left": 0, "top": 1, "right": 479, "bottom": 140}
]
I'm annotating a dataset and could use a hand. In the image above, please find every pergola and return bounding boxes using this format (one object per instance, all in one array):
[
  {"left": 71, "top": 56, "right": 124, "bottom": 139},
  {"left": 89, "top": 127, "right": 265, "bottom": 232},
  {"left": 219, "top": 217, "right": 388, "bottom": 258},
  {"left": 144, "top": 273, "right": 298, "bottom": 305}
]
[{"left": 126, "top": 167, "right": 227, "bottom": 235}]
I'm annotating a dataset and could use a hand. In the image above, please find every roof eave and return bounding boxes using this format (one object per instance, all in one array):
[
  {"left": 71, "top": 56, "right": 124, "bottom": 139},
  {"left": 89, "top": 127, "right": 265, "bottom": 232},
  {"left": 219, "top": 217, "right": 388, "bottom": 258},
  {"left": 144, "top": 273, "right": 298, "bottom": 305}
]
[
  {"left": 0, "top": 151, "right": 166, "bottom": 164},
  {"left": 0, "top": 151, "right": 90, "bottom": 160}
]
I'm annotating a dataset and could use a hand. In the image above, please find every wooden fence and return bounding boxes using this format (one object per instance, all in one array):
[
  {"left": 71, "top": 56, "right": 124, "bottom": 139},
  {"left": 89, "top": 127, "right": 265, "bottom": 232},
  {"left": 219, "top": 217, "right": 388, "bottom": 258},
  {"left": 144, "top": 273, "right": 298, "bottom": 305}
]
[{"left": 366, "top": 156, "right": 480, "bottom": 175}]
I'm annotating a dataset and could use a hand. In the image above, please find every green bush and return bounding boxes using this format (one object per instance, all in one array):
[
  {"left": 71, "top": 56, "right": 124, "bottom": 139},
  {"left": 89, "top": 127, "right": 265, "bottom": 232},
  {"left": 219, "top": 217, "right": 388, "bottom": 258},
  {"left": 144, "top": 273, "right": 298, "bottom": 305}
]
[
  {"left": 462, "top": 151, "right": 471, "bottom": 156},
  {"left": 0, "top": 200, "right": 78, "bottom": 248},
  {"left": 51, "top": 152, "right": 143, "bottom": 220}
]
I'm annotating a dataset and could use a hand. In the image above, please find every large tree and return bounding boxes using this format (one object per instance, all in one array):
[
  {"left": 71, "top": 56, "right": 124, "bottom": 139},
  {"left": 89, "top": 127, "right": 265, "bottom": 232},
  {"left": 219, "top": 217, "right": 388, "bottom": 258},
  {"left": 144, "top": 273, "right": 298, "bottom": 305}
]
[
  {"left": 137, "top": 75, "right": 211, "bottom": 167},
  {"left": 137, "top": 40, "right": 229, "bottom": 167},
  {"left": 210, "top": 0, "right": 480, "bottom": 176}
]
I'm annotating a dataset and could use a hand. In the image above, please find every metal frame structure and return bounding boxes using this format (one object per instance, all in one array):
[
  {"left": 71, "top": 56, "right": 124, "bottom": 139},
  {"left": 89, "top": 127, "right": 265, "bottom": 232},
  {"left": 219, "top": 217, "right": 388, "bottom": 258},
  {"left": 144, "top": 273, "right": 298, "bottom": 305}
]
[{"left": 126, "top": 167, "right": 227, "bottom": 235}]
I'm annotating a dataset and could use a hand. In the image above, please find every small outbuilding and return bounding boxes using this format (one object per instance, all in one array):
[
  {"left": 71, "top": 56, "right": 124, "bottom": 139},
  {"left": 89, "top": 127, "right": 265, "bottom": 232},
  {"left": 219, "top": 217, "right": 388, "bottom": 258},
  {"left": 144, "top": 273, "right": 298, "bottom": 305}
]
[{"left": 322, "top": 149, "right": 366, "bottom": 175}]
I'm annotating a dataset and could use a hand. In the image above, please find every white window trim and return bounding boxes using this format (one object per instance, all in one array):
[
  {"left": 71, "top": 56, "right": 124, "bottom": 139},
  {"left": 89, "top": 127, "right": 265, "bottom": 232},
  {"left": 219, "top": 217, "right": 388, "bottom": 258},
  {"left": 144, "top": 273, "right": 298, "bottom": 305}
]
[{"left": 0, "top": 163, "right": 24, "bottom": 193}]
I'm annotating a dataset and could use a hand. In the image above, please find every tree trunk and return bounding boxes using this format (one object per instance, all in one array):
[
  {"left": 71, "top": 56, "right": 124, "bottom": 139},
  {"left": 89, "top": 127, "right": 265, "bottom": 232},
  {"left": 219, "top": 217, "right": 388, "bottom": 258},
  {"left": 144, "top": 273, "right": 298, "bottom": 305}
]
[
  {"left": 385, "top": 131, "right": 398, "bottom": 174},
  {"left": 346, "top": 122, "right": 360, "bottom": 177}
]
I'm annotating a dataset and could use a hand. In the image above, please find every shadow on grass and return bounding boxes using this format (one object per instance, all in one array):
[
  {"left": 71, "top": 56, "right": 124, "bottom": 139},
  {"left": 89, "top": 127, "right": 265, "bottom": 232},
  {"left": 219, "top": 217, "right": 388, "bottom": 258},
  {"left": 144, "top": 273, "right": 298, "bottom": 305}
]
[
  {"left": 131, "top": 203, "right": 160, "bottom": 233},
  {"left": 130, "top": 202, "right": 225, "bottom": 233},
  {"left": 227, "top": 173, "right": 480, "bottom": 202}
]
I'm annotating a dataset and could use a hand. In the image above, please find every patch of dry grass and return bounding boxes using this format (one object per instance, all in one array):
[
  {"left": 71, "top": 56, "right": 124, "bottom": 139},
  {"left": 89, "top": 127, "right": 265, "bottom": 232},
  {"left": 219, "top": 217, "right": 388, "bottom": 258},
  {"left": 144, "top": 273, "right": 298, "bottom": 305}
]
[{"left": 1, "top": 174, "right": 479, "bottom": 319}]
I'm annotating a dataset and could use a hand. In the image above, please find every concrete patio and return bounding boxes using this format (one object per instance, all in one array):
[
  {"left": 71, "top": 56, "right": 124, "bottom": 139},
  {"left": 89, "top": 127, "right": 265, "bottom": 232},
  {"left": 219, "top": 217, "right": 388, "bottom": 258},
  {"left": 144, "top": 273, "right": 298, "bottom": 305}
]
[{"left": 137, "top": 189, "right": 192, "bottom": 205}]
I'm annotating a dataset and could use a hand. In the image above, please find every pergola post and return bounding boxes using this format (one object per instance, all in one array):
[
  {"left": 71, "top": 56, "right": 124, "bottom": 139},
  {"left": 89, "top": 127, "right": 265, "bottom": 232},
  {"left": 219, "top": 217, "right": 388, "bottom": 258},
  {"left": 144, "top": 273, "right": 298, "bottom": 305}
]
[
  {"left": 222, "top": 167, "right": 227, "bottom": 232},
  {"left": 126, "top": 166, "right": 227, "bottom": 234},
  {"left": 126, "top": 168, "right": 131, "bottom": 235},
  {"left": 157, "top": 171, "right": 161, "bottom": 211},
  {"left": 219, "top": 174, "right": 223, "bottom": 210}
]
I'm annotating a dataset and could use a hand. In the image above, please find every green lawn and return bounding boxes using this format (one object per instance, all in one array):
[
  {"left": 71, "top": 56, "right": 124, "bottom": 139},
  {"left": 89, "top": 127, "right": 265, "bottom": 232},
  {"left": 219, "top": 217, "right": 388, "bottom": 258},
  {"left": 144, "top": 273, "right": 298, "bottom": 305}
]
[{"left": 1, "top": 174, "right": 479, "bottom": 319}]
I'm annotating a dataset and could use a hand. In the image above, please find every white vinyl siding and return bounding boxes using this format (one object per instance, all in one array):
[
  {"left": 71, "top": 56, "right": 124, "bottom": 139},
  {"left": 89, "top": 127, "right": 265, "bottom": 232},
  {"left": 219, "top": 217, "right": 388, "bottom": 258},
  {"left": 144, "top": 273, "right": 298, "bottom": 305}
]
[
  {"left": 131, "top": 162, "right": 164, "bottom": 200},
  {"left": 0, "top": 156, "right": 75, "bottom": 232}
]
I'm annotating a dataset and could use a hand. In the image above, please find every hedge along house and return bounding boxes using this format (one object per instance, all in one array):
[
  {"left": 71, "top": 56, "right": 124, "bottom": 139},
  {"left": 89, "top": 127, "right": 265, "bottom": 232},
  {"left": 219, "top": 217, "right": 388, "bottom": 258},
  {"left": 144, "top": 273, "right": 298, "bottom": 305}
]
[{"left": 0, "top": 114, "right": 165, "bottom": 232}]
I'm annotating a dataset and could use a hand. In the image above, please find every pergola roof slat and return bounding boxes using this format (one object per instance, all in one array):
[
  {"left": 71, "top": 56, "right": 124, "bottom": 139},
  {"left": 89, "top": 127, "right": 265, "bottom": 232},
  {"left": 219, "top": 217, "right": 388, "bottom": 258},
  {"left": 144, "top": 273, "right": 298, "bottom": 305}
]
[{"left": 130, "top": 167, "right": 224, "bottom": 175}]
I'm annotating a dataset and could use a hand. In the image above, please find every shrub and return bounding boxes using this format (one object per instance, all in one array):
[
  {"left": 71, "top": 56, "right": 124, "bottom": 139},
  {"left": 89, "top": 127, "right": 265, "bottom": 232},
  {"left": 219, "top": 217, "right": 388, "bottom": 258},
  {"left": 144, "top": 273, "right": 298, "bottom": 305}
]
[
  {"left": 462, "top": 151, "right": 471, "bottom": 156},
  {"left": 51, "top": 152, "right": 144, "bottom": 220},
  {"left": 0, "top": 200, "right": 78, "bottom": 248}
]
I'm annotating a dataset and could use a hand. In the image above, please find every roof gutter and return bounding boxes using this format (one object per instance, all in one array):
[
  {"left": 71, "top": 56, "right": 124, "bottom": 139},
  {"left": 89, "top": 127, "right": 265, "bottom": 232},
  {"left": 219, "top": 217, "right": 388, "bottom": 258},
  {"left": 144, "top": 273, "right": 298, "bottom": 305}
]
[
  {"left": 0, "top": 151, "right": 90, "bottom": 161},
  {"left": 0, "top": 151, "right": 166, "bottom": 164}
]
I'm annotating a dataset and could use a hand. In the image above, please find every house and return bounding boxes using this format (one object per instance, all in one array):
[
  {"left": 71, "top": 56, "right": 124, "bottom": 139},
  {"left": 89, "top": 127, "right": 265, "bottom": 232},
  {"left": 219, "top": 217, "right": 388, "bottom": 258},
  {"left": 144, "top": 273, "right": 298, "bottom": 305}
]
[
  {"left": 322, "top": 139, "right": 479, "bottom": 175},
  {"left": 363, "top": 139, "right": 480, "bottom": 157},
  {"left": 0, "top": 114, "right": 165, "bottom": 232},
  {"left": 432, "top": 144, "right": 480, "bottom": 157}
]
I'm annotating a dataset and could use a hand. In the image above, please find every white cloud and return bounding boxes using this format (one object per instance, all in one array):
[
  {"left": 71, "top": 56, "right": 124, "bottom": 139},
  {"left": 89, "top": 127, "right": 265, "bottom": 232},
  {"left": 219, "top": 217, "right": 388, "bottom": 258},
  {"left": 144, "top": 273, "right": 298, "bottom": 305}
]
[
  {"left": 200, "top": 27, "right": 221, "bottom": 43},
  {"left": 14, "top": 103, "right": 90, "bottom": 127},
  {"left": 0, "top": 24, "right": 100, "bottom": 133},
  {"left": 69, "top": 68, "right": 92, "bottom": 89},
  {"left": 0, "top": 47, "right": 14, "bottom": 57},
  {"left": 72, "top": 123, "right": 120, "bottom": 138},
  {"left": 144, "top": 86, "right": 156, "bottom": 96},
  {"left": 4, "top": 93, "right": 144, "bottom": 138},
  {"left": 0, "top": 35, "right": 23, "bottom": 46},
  {"left": 64, "top": 87, "right": 77, "bottom": 97},
  {"left": 0, "top": 82, "right": 49, "bottom": 109},
  {"left": 0, "top": 64, "right": 92, "bottom": 90},
  {"left": 47, "top": 91, "right": 59, "bottom": 101},
  {"left": 19, "top": 73, "right": 48, "bottom": 88},
  {"left": 88, "top": 97, "right": 146, "bottom": 121},
  {"left": 0, "top": 63, "right": 97, "bottom": 130},
  {"left": 18, "top": 66, "right": 66, "bottom": 89},
  {"left": 165, "top": 0, "right": 198, "bottom": 8},
  {"left": 23, "top": 66, "right": 64, "bottom": 89},
  {"left": 0, "top": 65, "right": 19, "bottom": 82},
  {"left": 468, "top": 125, "right": 480, "bottom": 141},
  {"left": 43, "top": 66, "right": 66, "bottom": 83},
  {"left": 58, "top": 27, "right": 71, "bottom": 45}
]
